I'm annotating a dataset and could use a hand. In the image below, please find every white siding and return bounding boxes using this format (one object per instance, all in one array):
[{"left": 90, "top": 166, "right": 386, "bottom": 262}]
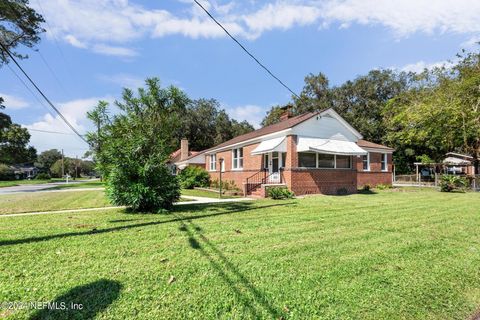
[{"left": 291, "top": 114, "right": 359, "bottom": 142}]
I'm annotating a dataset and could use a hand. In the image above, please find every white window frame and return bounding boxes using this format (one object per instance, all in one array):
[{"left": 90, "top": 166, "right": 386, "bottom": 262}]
[
  {"left": 297, "top": 153, "right": 352, "bottom": 170},
  {"left": 362, "top": 153, "right": 370, "bottom": 171},
  {"left": 381, "top": 153, "right": 388, "bottom": 172},
  {"left": 209, "top": 154, "right": 216, "bottom": 171},
  {"left": 232, "top": 148, "right": 243, "bottom": 170}
]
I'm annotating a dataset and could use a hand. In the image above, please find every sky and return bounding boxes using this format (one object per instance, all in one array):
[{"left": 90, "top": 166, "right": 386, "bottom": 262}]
[{"left": 1, "top": 0, "right": 479, "bottom": 157}]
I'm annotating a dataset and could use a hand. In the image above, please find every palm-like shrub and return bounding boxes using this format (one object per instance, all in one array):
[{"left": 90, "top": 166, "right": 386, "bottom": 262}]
[{"left": 439, "top": 175, "right": 468, "bottom": 192}]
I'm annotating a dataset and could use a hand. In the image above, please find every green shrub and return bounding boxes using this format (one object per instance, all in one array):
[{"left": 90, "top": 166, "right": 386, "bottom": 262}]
[
  {"left": 210, "top": 179, "right": 241, "bottom": 192},
  {"left": 336, "top": 187, "right": 349, "bottom": 195},
  {"left": 35, "top": 172, "right": 51, "bottom": 180},
  {"left": 376, "top": 184, "right": 391, "bottom": 190},
  {"left": 0, "top": 164, "right": 15, "bottom": 180},
  {"left": 439, "top": 175, "right": 468, "bottom": 192},
  {"left": 106, "top": 161, "right": 180, "bottom": 212},
  {"left": 268, "top": 187, "right": 294, "bottom": 200},
  {"left": 178, "top": 166, "right": 210, "bottom": 189}
]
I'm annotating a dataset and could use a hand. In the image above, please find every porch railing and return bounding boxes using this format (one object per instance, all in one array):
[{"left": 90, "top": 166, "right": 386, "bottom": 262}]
[{"left": 245, "top": 169, "right": 283, "bottom": 194}]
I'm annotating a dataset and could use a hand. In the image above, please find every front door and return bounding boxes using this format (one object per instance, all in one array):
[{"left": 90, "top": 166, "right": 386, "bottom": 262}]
[{"left": 268, "top": 152, "right": 281, "bottom": 183}]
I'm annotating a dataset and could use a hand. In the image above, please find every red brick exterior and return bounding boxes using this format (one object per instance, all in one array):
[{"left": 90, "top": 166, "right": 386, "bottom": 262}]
[
  {"left": 204, "top": 135, "right": 393, "bottom": 196},
  {"left": 356, "top": 153, "right": 393, "bottom": 188}
]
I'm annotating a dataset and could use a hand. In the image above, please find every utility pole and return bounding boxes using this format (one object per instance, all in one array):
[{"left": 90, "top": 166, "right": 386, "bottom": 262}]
[
  {"left": 61, "top": 149, "right": 65, "bottom": 178},
  {"left": 75, "top": 155, "right": 78, "bottom": 180}
]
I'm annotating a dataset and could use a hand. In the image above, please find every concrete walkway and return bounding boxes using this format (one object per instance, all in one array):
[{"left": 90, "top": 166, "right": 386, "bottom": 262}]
[{"left": 0, "top": 196, "right": 253, "bottom": 218}]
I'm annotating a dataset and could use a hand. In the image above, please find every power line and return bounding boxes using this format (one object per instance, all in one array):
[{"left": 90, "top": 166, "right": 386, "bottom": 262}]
[
  {"left": 193, "top": 0, "right": 300, "bottom": 99},
  {"left": 25, "top": 128, "right": 77, "bottom": 135},
  {"left": 0, "top": 41, "right": 89, "bottom": 145}
]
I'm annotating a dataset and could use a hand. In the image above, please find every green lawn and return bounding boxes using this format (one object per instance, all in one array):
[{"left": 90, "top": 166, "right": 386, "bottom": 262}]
[
  {"left": 0, "top": 190, "right": 110, "bottom": 215},
  {"left": 1, "top": 189, "right": 480, "bottom": 319},
  {"left": 182, "top": 188, "right": 240, "bottom": 199}
]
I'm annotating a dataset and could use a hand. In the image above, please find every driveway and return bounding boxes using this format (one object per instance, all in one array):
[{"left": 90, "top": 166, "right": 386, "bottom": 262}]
[{"left": 0, "top": 180, "right": 91, "bottom": 195}]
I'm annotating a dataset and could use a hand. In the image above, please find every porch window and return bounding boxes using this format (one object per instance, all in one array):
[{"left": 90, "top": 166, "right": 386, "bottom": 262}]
[
  {"left": 232, "top": 148, "right": 243, "bottom": 169},
  {"left": 281, "top": 152, "right": 286, "bottom": 168},
  {"left": 318, "top": 154, "right": 335, "bottom": 168},
  {"left": 298, "top": 152, "right": 316, "bottom": 168},
  {"left": 362, "top": 153, "right": 370, "bottom": 171},
  {"left": 209, "top": 154, "right": 216, "bottom": 171},
  {"left": 381, "top": 153, "right": 387, "bottom": 171},
  {"left": 263, "top": 154, "right": 269, "bottom": 170},
  {"left": 336, "top": 155, "right": 352, "bottom": 169}
]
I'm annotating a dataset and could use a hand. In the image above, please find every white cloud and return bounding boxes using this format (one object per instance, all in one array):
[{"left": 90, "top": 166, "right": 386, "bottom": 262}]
[
  {"left": 97, "top": 73, "right": 144, "bottom": 89},
  {"left": 24, "top": 96, "right": 114, "bottom": 157},
  {"left": 398, "top": 60, "right": 455, "bottom": 73},
  {"left": 0, "top": 93, "right": 30, "bottom": 110},
  {"left": 461, "top": 36, "right": 480, "bottom": 49},
  {"left": 92, "top": 44, "right": 138, "bottom": 57},
  {"left": 228, "top": 104, "right": 266, "bottom": 128},
  {"left": 36, "top": 0, "right": 480, "bottom": 56}
]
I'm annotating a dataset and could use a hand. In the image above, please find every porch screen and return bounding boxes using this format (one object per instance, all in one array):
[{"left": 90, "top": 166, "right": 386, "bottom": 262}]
[
  {"left": 318, "top": 154, "right": 335, "bottom": 168},
  {"left": 298, "top": 153, "right": 316, "bottom": 168}
]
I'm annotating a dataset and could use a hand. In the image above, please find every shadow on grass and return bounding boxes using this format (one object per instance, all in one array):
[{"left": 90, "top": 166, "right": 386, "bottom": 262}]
[
  {"left": 177, "top": 214, "right": 282, "bottom": 319},
  {"left": 29, "top": 279, "right": 121, "bottom": 320},
  {"left": 0, "top": 202, "right": 294, "bottom": 247},
  {"left": 357, "top": 190, "right": 378, "bottom": 195}
]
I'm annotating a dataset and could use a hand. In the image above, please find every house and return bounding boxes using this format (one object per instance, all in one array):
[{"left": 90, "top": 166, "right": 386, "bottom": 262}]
[
  {"left": 168, "top": 139, "right": 206, "bottom": 174},
  {"left": 197, "top": 108, "right": 394, "bottom": 197},
  {"left": 442, "top": 152, "right": 475, "bottom": 175},
  {"left": 10, "top": 164, "right": 38, "bottom": 179}
]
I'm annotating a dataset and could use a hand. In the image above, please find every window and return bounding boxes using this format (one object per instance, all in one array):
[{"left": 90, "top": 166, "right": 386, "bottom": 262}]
[
  {"left": 281, "top": 153, "right": 286, "bottom": 168},
  {"left": 264, "top": 154, "right": 269, "bottom": 170},
  {"left": 381, "top": 153, "right": 388, "bottom": 171},
  {"left": 299, "top": 152, "right": 316, "bottom": 168},
  {"left": 318, "top": 154, "right": 335, "bottom": 168},
  {"left": 362, "top": 153, "right": 370, "bottom": 171},
  {"left": 232, "top": 148, "right": 243, "bottom": 169},
  {"left": 209, "top": 154, "right": 216, "bottom": 171},
  {"left": 336, "top": 155, "right": 352, "bottom": 169}
]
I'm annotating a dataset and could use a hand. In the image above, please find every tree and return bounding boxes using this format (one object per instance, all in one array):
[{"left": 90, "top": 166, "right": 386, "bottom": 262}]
[
  {"left": 35, "top": 149, "right": 62, "bottom": 173},
  {"left": 0, "top": 109, "right": 36, "bottom": 164},
  {"left": 0, "top": 0, "right": 45, "bottom": 65},
  {"left": 0, "top": 0, "right": 43, "bottom": 166},
  {"left": 260, "top": 105, "right": 288, "bottom": 127},
  {"left": 293, "top": 72, "right": 333, "bottom": 114},
  {"left": 50, "top": 158, "right": 70, "bottom": 178},
  {"left": 231, "top": 119, "right": 254, "bottom": 137},
  {"left": 87, "top": 78, "right": 187, "bottom": 212},
  {"left": 332, "top": 69, "right": 410, "bottom": 143},
  {"left": 383, "top": 50, "right": 480, "bottom": 173}
]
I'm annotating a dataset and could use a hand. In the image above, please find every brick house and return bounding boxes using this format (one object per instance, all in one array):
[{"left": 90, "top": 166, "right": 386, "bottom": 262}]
[
  {"left": 178, "top": 108, "right": 394, "bottom": 196},
  {"left": 168, "top": 139, "right": 205, "bottom": 174}
]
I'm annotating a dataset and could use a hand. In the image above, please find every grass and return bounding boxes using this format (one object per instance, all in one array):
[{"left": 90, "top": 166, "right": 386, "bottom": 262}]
[
  {"left": 0, "top": 190, "right": 110, "bottom": 215},
  {"left": 182, "top": 188, "right": 240, "bottom": 199},
  {"left": 1, "top": 188, "right": 480, "bottom": 319}
]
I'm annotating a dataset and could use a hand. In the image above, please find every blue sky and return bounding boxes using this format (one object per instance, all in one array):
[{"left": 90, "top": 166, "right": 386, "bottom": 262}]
[{"left": 1, "top": 0, "right": 479, "bottom": 157}]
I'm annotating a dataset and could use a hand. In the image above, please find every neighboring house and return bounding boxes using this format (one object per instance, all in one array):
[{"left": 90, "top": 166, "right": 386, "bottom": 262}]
[
  {"left": 10, "top": 164, "right": 38, "bottom": 179},
  {"left": 199, "top": 108, "right": 394, "bottom": 196},
  {"left": 168, "top": 139, "right": 206, "bottom": 174},
  {"left": 443, "top": 152, "right": 475, "bottom": 175}
]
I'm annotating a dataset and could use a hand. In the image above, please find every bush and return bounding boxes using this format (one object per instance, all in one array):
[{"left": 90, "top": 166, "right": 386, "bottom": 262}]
[
  {"left": 106, "top": 161, "right": 180, "bottom": 212},
  {"left": 376, "top": 184, "right": 391, "bottom": 190},
  {"left": 440, "top": 175, "right": 468, "bottom": 192},
  {"left": 178, "top": 166, "right": 210, "bottom": 189},
  {"left": 268, "top": 187, "right": 295, "bottom": 200},
  {"left": 336, "top": 187, "right": 349, "bottom": 195},
  {"left": 210, "top": 179, "right": 241, "bottom": 192},
  {"left": 0, "top": 164, "right": 15, "bottom": 180},
  {"left": 35, "top": 173, "right": 51, "bottom": 180}
]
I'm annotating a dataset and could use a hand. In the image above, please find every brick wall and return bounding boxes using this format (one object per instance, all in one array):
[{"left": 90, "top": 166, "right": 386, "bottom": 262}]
[
  {"left": 356, "top": 152, "right": 393, "bottom": 187},
  {"left": 206, "top": 142, "right": 263, "bottom": 190},
  {"left": 288, "top": 168, "right": 357, "bottom": 195}
]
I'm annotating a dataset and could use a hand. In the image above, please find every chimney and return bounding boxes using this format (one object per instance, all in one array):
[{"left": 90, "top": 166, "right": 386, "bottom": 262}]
[
  {"left": 180, "top": 139, "right": 189, "bottom": 161},
  {"left": 279, "top": 105, "right": 293, "bottom": 121}
]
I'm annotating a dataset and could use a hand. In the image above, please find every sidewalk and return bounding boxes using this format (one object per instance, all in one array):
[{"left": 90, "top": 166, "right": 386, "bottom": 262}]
[{"left": 0, "top": 196, "right": 253, "bottom": 218}]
